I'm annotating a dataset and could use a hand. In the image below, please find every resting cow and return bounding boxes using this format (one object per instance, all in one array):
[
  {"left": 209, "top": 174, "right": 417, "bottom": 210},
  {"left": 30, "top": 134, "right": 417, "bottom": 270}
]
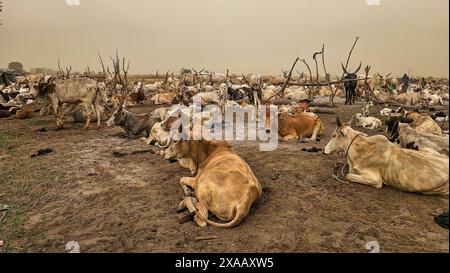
[
  {"left": 388, "top": 122, "right": 449, "bottom": 155},
  {"left": 324, "top": 118, "right": 448, "bottom": 195},
  {"left": 355, "top": 113, "right": 382, "bottom": 129},
  {"left": 165, "top": 138, "right": 262, "bottom": 228},
  {"left": 406, "top": 112, "right": 443, "bottom": 136},
  {"left": 266, "top": 108, "right": 324, "bottom": 142},
  {"left": 106, "top": 105, "right": 157, "bottom": 138}
]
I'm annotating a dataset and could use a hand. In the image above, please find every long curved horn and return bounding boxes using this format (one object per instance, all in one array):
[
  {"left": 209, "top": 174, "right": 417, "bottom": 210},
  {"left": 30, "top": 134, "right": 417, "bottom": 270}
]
[
  {"left": 353, "top": 62, "right": 362, "bottom": 74},
  {"left": 156, "top": 137, "right": 172, "bottom": 148},
  {"left": 385, "top": 73, "right": 392, "bottom": 78},
  {"left": 341, "top": 63, "right": 350, "bottom": 75}
]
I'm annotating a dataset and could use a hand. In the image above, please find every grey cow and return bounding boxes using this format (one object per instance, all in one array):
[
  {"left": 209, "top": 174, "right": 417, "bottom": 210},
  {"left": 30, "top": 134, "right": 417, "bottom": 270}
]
[
  {"left": 35, "top": 76, "right": 104, "bottom": 129},
  {"left": 106, "top": 105, "right": 157, "bottom": 138}
]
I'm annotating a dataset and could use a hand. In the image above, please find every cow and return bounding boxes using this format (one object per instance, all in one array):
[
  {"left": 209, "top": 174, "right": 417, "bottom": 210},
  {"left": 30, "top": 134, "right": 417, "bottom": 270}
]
[
  {"left": 35, "top": 77, "right": 104, "bottom": 129},
  {"left": 405, "top": 112, "right": 443, "bottom": 136},
  {"left": 265, "top": 107, "right": 324, "bottom": 142},
  {"left": 106, "top": 105, "right": 157, "bottom": 138},
  {"left": 164, "top": 138, "right": 262, "bottom": 228},
  {"left": 323, "top": 118, "right": 448, "bottom": 195},
  {"left": 284, "top": 87, "right": 309, "bottom": 102},
  {"left": 380, "top": 107, "right": 405, "bottom": 117},
  {"left": 388, "top": 122, "right": 449, "bottom": 155},
  {"left": 355, "top": 113, "right": 382, "bottom": 129},
  {"left": 150, "top": 91, "right": 178, "bottom": 105},
  {"left": 342, "top": 62, "right": 362, "bottom": 105},
  {"left": 141, "top": 121, "right": 172, "bottom": 148}
]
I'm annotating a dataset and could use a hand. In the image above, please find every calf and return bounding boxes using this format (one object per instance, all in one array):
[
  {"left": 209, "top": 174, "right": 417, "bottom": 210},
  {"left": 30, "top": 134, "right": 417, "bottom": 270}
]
[
  {"left": 165, "top": 139, "right": 262, "bottom": 228},
  {"left": 355, "top": 113, "right": 382, "bottom": 129},
  {"left": 324, "top": 118, "right": 448, "bottom": 195}
]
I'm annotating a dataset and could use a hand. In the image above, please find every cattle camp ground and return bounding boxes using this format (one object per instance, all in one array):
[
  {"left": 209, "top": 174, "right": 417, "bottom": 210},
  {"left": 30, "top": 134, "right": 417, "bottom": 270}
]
[
  {"left": 1, "top": 70, "right": 448, "bottom": 252},
  {"left": 0, "top": 0, "right": 449, "bottom": 254}
]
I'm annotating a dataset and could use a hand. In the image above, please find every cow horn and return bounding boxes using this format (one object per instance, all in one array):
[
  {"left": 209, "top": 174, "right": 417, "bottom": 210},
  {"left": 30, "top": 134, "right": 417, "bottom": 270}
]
[
  {"left": 341, "top": 63, "right": 349, "bottom": 75},
  {"left": 336, "top": 117, "right": 342, "bottom": 127},
  {"left": 156, "top": 137, "right": 172, "bottom": 148},
  {"left": 353, "top": 62, "right": 362, "bottom": 74}
]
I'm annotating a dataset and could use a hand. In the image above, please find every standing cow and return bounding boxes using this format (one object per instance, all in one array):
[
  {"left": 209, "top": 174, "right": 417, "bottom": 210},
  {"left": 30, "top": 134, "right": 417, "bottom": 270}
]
[
  {"left": 35, "top": 76, "right": 104, "bottom": 129},
  {"left": 342, "top": 62, "right": 362, "bottom": 105}
]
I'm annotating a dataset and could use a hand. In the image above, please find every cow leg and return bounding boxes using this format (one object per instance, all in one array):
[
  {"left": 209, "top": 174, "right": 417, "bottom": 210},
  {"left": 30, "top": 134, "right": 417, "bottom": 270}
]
[
  {"left": 50, "top": 98, "right": 62, "bottom": 129},
  {"left": 280, "top": 134, "right": 298, "bottom": 142},
  {"left": 176, "top": 199, "right": 188, "bottom": 213},
  {"left": 180, "top": 177, "right": 196, "bottom": 196},
  {"left": 346, "top": 173, "right": 382, "bottom": 189},
  {"left": 82, "top": 103, "right": 92, "bottom": 129},
  {"left": 94, "top": 102, "right": 101, "bottom": 129},
  {"left": 194, "top": 201, "right": 208, "bottom": 227},
  {"left": 308, "top": 123, "right": 322, "bottom": 142}
]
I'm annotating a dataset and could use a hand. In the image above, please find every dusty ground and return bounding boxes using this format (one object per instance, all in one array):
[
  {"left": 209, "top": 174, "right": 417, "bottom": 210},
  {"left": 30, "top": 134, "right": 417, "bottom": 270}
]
[{"left": 0, "top": 101, "right": 448, "bottom": 253}]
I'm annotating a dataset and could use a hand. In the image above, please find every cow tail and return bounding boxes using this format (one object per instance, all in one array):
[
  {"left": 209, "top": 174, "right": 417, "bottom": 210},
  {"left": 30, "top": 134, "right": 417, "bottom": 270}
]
[{"left": 195, "top": 204, "right": 243, "bottom": 228}]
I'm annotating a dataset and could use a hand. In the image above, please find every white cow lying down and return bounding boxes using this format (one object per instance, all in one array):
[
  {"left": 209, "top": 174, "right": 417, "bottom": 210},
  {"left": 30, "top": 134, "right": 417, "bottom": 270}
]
[
  {"left": 324, "top": 119, "right": 448, "bottom": 195},
  {"left": 355, "top": 113, "right": 382, "bottom": 129}
]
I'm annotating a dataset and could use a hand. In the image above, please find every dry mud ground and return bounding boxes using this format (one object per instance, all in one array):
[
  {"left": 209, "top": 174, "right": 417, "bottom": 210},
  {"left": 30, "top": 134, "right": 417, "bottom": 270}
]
[{"left": 0, "top": 102, "right": 448, "bottom": 253}]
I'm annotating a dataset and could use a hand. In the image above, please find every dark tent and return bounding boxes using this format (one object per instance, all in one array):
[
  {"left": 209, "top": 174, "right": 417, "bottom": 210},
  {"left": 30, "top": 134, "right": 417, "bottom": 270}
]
[{"left": 0, "top": 68, "right": 22, "bottom": 86}]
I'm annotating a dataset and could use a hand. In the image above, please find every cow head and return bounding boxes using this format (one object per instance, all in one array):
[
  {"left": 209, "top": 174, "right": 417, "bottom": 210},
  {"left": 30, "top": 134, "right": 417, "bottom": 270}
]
[
  {"left": 164, "top": 130, "right": 199, "bottom": 172},
  {"left": 106, "top": 101, "right": 127, "bottom": 127},
  {"left": 34, "top": 76, "right": 57, "bottom": 98},
  {"left": 384, "top": 115, "right": 413, "bottom": 142},
  {"left": 323, "top": 117, "right": 363, "bottom": 155},
  {"left": 342, "top": 62, "right": 361, "bottom": 80}
]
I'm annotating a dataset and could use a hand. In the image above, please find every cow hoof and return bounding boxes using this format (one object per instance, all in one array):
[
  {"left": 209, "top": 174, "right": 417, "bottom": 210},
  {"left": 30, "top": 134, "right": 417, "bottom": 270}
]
[
  {"left": 184, "top": 188, "right": 194, "bottom": 197},
  {"left": 194, "top": 216, "right": 207, "bottom": 227},
  {"left": 176, "top": 205, "right": 188, "bottom": 213}
]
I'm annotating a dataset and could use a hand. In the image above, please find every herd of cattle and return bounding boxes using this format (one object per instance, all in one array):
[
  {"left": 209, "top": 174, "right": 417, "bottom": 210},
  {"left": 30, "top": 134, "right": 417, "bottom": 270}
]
[{"left": 1, "top": 68, "right": 449, "bottom": 228}]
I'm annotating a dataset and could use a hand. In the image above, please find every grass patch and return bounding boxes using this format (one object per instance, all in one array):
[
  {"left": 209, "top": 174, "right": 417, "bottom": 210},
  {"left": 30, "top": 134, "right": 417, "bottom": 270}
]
[
  {"left": 0, "top": 131, "right": 25, "bottom": 152},
  {"left": 21, "top": 118, "right": 49, "bottom": 126}
]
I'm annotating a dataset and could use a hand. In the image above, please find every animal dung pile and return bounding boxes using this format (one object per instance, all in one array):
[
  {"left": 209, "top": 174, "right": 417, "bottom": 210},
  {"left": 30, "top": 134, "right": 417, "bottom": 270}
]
[
  {"left": 30, "top": 148, "right": 54, "bottom": 158},
  {"left": 301, "top": 147, "right": 322, "bottom": 153}
]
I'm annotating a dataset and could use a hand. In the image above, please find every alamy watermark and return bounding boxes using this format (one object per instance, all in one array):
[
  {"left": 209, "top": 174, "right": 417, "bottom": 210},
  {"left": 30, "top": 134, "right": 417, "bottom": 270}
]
[
  {"left": 167, "top": 96, "right": 279, "bottom": 151},
  {"left": 65, "top": 0, "right": 80, "bottom": 6}
]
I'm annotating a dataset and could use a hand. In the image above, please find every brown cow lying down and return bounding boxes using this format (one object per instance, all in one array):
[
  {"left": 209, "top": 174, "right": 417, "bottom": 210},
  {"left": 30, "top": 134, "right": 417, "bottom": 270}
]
[
  {"left": 406, "top": 112, "right": 443, "bottom": 136},
  {"left": 266, "top": 108, "right": 324, "bottom": 142},
  {"left": 164, "top": 139, "right": 262, "bottom": 228},
  {"left": 324, "top": 118, "right": 448, "bottom": 195}
]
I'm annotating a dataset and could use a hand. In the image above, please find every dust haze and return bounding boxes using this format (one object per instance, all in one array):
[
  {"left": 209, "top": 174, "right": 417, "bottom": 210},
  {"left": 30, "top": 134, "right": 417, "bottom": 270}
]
[{"left": 0, "top": 0, "right": 448, "bottom": 76}]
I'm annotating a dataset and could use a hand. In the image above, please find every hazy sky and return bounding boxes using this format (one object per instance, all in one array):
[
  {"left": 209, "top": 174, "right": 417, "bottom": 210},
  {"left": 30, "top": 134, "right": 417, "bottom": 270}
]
[{"left": 0, "top": 0, "right": 448, "bottom": 77}]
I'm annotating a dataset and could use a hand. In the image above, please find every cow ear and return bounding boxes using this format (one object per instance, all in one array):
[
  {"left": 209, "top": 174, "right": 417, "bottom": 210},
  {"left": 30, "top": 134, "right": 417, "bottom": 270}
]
[
  {"left": 346, "top": 116, "right": 354, "bottom": 126},
  {"left": 339, "top": 129, "right": 346, "bottom": 137},
  {"left": 336, "top": 117, "right": 342, "bottom": 127}
]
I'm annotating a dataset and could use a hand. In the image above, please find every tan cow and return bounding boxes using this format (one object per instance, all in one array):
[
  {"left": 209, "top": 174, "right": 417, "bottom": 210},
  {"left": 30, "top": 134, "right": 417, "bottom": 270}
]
[
  {"left": 265, "top": 107, "right": 324, "bottom": 142},
  {"left": 324, "top": 118, "right": 448, "bottom": 195},
  {"left": 165, "top": 139, "right": 262, "bottom": 228},
  {"left": 406, "top": 112, "right": 443, "bottom": 136},
  {"left": 150, "top": 91, "right": 178, "bottom": 105}
]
